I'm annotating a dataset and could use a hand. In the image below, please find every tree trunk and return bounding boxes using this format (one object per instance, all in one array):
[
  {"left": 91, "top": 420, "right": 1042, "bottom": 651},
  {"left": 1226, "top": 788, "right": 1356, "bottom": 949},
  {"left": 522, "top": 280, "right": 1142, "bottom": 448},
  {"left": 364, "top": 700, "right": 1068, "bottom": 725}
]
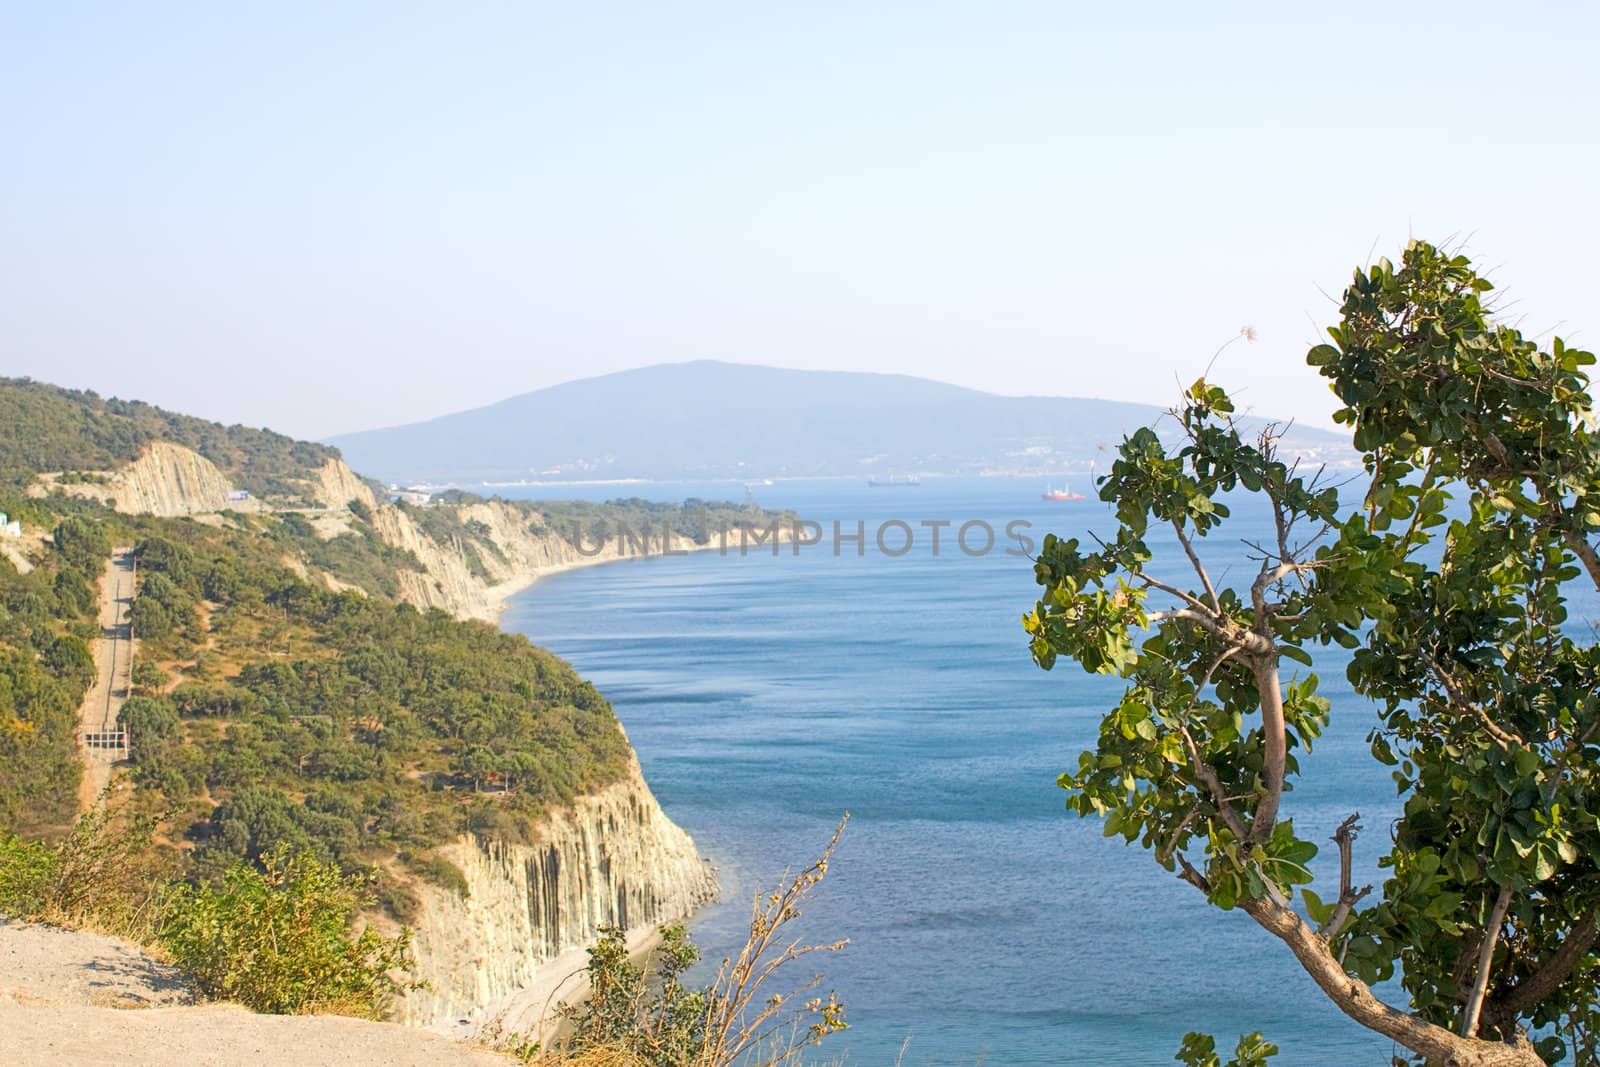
[{"left": 1238, "top": 894, "right": 1545, "bottom": 1067}]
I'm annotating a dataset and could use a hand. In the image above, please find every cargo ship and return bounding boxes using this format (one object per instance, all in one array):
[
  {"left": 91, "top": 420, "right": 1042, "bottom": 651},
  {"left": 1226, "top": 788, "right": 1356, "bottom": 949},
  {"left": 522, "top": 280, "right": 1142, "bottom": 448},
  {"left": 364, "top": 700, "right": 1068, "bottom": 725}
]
[
  {"left": 1042, "top": 485, "right": 1085, "bottom": 501},
  {"left": 868, "top": 475, "right": 921, "bottom": 487}
]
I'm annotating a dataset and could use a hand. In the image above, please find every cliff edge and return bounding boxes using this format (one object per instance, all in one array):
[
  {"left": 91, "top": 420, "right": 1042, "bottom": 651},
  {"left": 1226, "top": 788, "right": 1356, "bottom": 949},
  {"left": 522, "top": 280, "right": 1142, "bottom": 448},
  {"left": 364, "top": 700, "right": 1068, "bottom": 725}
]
[{"left": 403, "top": 750, "right": 717, "bottom": 1031}]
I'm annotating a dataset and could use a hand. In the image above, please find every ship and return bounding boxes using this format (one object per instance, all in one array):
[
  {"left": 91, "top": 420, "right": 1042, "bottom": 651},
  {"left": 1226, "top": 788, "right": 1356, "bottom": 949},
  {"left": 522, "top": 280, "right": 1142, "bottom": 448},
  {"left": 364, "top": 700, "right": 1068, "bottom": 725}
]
[
  {"left": 868, "top": 474, "right": 921, "bottom": 487},
  {"left": 1042, "top": 485, "right": 1085, "bottom": 501}
]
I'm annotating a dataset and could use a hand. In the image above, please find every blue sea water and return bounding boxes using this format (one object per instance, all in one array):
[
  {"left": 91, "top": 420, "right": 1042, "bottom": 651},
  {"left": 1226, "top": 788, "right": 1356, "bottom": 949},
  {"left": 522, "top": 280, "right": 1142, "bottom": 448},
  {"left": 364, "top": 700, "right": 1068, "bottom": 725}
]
[{"left": 498, "top": 477, "right": 1594, "bottom": 1067}]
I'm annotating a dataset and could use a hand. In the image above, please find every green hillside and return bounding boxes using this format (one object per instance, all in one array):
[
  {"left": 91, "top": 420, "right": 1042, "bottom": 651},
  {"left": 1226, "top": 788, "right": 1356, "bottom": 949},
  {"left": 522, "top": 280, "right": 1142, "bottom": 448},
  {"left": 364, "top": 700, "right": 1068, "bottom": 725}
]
[
  {"left": 0, "top": 377, "right": 338, "bottom": 496},
  {"left": 0, "top": 378, "right": 779, "bottom": 919}
]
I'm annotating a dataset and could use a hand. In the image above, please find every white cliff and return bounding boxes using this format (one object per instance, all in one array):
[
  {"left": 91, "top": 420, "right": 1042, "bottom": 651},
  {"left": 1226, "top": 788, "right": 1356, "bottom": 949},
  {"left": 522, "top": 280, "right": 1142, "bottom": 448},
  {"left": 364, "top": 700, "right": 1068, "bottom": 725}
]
[
  {"left": 374, "top": 498, "right": 740, "bottom": 622},
  {"left": 401, "top": 752, "right": 716, "bottom": 1030},
  {"left": 34, "top": 441, "right": 246, "bottom": 517}
]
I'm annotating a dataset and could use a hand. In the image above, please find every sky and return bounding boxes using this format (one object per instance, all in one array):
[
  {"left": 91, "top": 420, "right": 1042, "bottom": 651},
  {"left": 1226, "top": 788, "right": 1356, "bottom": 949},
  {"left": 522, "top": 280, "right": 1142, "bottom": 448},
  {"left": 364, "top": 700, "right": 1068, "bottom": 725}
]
[{"left": 2, "top": 2, "right": 1597, "bottom": 440}]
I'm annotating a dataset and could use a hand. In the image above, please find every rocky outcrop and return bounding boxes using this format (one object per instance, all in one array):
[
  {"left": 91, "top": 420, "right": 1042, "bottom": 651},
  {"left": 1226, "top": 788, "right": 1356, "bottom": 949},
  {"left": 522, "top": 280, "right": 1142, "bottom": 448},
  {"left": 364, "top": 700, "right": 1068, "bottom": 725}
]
[
  {"left": 305, "top": 458, "right": 379, "bottom": 512},
  {"left": 401, "top": 752, "right": 716, "bottom": 1030},
  {"left": 36, "top": 441, "right": 244, "bottom": 518}
]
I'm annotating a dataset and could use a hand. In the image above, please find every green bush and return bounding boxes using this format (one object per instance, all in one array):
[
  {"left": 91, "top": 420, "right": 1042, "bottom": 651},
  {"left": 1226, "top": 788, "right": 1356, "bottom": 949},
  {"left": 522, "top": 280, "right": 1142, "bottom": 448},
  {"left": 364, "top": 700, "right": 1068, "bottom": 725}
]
[
  {"left": 0, "top": 833, "right": 57, "bottom": 918},
  {"left": 0, "top": 805, "right": 166, "bottom": 938},
  {"left": 159, "top": 848, "right": 415, "bottom": 1018},
  {"left": 402, "top": 852, "right": 470, "bottom": 899}
]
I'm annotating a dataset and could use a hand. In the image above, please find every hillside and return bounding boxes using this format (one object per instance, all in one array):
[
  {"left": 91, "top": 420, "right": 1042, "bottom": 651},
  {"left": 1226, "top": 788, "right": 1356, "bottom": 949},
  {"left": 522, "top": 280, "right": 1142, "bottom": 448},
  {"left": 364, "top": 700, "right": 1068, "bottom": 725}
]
[
  {"left": 326, "top": 360, "right": 1354, "bottom": 484},
  {"left": 0, "top": 378, "right": 343, "bottom": 501},
  {"left": 0, "top": 377, "right": 783, "bottom": 1027}
]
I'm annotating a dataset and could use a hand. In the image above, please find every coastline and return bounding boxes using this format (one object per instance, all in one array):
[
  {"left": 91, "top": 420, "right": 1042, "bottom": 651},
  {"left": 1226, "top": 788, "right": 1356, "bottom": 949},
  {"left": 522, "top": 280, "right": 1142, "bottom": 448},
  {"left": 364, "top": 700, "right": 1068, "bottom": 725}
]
[
  {"left": 477, "top": 525, "right": 794, "bottom": 623},
  {"left": 413, "top": 534, "right": 755, "bottom": 1041}
]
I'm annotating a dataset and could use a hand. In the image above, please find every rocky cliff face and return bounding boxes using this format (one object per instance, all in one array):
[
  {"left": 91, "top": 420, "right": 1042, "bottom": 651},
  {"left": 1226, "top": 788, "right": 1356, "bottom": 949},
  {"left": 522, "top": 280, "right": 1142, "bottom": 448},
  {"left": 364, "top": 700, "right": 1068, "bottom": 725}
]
[
  {"left": 375, "top": 498, "right": 726, "bottom": 622},
  {"left": 33, "top": 443, "right": 717, "bottom": 622},
  {"left": 401, "top": 752, "right": 716, "bottom": 1030},
  {"left": 305, "top": 457, "right": 379, "bottom": 512},
  {"left": 36, "top": 441, "right": 246, "bottom": 517}
]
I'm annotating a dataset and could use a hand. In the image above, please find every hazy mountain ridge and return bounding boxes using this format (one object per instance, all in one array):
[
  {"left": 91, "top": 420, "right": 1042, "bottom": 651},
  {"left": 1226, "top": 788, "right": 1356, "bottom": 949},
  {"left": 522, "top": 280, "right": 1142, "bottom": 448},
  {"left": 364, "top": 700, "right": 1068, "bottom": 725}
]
[{"left": 327, "top": 361, "right": 1354, "bottom": 484}]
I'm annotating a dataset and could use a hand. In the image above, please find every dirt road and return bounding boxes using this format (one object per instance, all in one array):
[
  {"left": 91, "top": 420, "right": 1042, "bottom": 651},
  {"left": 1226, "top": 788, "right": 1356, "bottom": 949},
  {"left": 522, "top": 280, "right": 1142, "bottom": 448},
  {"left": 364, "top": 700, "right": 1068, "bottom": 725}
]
[{"left": 75, "top": 549, "right": 136, "bottom": 809}]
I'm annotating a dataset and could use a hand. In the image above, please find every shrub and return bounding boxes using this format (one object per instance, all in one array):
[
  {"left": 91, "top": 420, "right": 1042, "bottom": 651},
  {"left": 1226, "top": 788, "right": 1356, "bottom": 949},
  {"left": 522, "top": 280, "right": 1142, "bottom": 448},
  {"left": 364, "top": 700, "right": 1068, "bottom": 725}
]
[
  {"left": 159, "top": 848, "right": 416, "bottom": 1018},
  {"left": 131, "top": 659, "right": 170, "bottom": 693},
  {"left": 0, "top": 804, "right": 168, "bottom": 938},
  {"left": 402, "top": 852, "right": 470, "bottom": 899}
]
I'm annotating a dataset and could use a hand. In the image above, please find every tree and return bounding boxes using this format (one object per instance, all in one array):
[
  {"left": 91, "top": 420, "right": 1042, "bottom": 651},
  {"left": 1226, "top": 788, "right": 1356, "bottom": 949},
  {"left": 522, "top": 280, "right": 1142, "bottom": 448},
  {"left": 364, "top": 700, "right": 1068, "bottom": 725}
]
[{"left": 1025, "top": 242, "right": 1600, "bottom": 1066}]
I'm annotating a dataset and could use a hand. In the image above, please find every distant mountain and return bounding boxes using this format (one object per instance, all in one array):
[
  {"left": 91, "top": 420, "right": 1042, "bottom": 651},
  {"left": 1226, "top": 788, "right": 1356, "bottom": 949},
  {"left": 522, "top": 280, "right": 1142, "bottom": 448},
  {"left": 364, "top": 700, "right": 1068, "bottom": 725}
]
[{"left": 327, "top": 361, "right": 1352, "bottom": 484}]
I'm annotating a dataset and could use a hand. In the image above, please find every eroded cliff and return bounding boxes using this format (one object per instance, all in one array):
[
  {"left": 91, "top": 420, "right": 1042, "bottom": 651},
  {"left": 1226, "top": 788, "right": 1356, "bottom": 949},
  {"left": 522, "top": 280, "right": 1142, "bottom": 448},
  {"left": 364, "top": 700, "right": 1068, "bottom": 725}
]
[
  {"left": 402, "top": 752, "right": 716, "bottom": 1030},
  {"left": 34, "top": 441, "right": 245, "bottom": 517}
]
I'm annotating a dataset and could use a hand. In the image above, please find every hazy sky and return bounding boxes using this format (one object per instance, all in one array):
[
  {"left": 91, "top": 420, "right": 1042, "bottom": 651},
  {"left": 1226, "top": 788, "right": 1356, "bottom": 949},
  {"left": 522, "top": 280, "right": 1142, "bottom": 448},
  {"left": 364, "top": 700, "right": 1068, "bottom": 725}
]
[{"left": 3, "top": 3, "right": 1596, "bottom": 440}]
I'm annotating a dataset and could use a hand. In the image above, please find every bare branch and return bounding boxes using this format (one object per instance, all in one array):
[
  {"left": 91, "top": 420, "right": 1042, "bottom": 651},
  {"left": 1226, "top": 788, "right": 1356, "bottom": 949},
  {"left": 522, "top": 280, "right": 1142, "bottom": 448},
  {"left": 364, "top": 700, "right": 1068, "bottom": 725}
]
[
  {"left": 1460, "top": 885, "right": 1513, "bottom": 1038},
  {"left": 1318, "top": 814, "right": 1373, "bottom": 940},
  {"left": 1171, "top": 519, "right": 1220, "bottom": 612}
]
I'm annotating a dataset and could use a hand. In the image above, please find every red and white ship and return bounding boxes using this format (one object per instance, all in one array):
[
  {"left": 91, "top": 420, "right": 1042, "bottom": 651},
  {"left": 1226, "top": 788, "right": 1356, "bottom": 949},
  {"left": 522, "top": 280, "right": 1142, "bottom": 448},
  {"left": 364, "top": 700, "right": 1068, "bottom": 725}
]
[{"left": 1041, "top": 485, "right": 1085, "bottom": 501}]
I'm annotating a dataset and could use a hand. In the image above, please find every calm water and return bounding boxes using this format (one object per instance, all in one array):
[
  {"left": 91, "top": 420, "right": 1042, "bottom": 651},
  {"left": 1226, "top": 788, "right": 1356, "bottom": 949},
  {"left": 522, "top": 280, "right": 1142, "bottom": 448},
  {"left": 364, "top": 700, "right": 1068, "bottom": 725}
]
[{"left": 500, "top": 477, "right": 1587, "bottom": 1066}]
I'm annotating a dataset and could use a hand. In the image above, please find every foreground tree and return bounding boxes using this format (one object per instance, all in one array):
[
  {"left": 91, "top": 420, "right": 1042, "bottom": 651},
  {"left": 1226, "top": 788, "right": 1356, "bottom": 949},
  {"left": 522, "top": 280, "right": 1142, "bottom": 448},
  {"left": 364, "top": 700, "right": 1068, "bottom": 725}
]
[{"left": 1025, "top": 242, "right": 1600, "bottom": 1066}]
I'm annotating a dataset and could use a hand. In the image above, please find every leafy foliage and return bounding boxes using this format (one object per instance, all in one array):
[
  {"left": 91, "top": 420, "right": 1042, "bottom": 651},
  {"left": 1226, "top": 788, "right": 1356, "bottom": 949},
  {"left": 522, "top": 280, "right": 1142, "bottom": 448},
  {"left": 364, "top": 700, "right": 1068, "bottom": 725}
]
[
  {"left": 0, "top": 803, "right": 172, "bottom": 938},
  {"left": 1175, "top": 1031, "right": 1279, "bottom": 1067},
  {"left": 1027, "top": 242, "right": 1600, "bottom": 1066},
  {"left": 159, "top": 847, "right": 416, "bottom": 1017},
  {"left": 114, "top": 521, "right": 632, "bottom": 876},
  {"left": 0, "top": 527, "right": 101, "bottom": 834}
]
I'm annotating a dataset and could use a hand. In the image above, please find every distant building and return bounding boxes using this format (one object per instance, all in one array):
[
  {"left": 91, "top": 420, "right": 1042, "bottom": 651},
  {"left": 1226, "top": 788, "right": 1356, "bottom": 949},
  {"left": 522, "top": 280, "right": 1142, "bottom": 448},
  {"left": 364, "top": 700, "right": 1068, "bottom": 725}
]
[
  {"left": 392, "top": 490, "right": 432, "bottom": 506},
  {"left": 226, "top": 489, "right": 251, "bottom": 502},
  {"left": 0, "top": 519, "right": 20, "bottom": 539}
]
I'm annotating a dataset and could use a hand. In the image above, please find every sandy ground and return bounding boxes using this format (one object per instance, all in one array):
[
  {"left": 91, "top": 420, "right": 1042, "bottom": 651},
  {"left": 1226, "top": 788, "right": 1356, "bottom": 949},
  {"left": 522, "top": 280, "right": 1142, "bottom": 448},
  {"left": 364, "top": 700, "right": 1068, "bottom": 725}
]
[
  {"left": 0, "top": 920, "right": 515, "bottom": 1067},
  {"left": 75, "top": 549, "right": 137, "bottom": 809}
]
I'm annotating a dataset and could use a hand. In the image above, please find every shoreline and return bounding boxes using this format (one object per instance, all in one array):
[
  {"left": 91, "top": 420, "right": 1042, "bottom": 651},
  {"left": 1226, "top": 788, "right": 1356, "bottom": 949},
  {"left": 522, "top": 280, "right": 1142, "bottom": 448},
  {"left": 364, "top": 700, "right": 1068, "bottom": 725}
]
[
  {"left": 478, "top": 526, "right": 795, "bottom": 623},
  {"left": 426, "top": 532, "right": 750, "bottom": 1043}
]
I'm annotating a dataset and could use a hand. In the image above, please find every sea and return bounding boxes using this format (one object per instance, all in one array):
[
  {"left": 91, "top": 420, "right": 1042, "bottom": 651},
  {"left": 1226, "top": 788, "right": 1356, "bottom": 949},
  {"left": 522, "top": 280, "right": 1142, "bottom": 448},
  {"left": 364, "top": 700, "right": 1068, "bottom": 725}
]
[{"left": 496, "top": 476, "right": 1597, "bottom": 1066}]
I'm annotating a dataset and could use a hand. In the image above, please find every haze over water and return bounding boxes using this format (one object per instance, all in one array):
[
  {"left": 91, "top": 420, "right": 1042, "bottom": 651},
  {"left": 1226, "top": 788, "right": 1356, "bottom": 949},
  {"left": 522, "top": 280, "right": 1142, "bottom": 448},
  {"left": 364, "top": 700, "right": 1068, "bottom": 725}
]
[{"left": 502, "top": 477, "right": 1587, "bottom": 1066}]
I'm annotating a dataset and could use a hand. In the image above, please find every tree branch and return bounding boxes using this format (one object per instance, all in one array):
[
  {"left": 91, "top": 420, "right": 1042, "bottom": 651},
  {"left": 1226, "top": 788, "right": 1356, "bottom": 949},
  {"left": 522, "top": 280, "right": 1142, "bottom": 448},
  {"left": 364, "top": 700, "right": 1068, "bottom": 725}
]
[
  {"left": 1133, "top": 571, "right": 1216, "bottom": 617},
  {"left": 1176, "top": 723, "right": 1250, "bottom": 843},
  {"left": 1461, "top": 885, "right": 1514, "bottom": 1038},
  {"left": 1482, "top": 906, "right": 1600, "bottom": 1032},
  {"left": 1565, "top": 531, "right": 1600, "bottom": 593},
  {"left": 1318, "top": 814, "right": 1373, "bottom": 940},
  {"left": 1172, "top": 519, "right": 1220, "bottom": 612},
  {"left": 1419, "top": 651, "right": 1525, "bottom": 750},
  {"left": 1249, "top": 658, "right": 1288, "bottom": 841},
  {"left": 1237, "top": 893, "right": 1542, "bottom": 1066}
]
